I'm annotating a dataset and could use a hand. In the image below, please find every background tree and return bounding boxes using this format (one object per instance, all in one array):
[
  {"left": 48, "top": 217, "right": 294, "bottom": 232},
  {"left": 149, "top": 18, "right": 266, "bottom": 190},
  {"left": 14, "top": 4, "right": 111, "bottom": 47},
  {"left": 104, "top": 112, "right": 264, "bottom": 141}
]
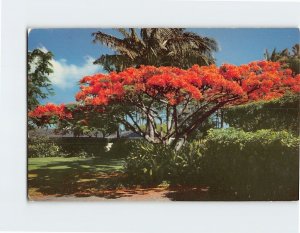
[
  {"left": 265, "top": 44, "right": 300, "bottom": 74},
  {"left": 92, "top": 28, "right": 218, "bottom": 71},
  {"left": 29, "top": 61, "right": 300, "bottom": 149},
  {"left": 28, "top": 49, "right": 54, "bottom": 111}
]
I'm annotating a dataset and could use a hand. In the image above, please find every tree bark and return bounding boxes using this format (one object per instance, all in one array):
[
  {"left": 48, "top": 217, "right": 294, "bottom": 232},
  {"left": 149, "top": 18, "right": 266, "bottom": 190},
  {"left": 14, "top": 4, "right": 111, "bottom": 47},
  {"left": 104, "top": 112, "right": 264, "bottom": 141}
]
[{"left": 116, "top": 127, "right": 120, "bottom": 138}]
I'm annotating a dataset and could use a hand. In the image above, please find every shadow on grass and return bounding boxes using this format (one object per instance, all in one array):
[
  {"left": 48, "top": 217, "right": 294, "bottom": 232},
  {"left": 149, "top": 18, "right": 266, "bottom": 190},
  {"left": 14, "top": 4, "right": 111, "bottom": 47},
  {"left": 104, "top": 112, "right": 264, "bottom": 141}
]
[
  {"left": 28, "top": 157, "right": 136, "bottom": 199},
  {"left": 28, "top": 157, "right": 228, "bottom": 201}
]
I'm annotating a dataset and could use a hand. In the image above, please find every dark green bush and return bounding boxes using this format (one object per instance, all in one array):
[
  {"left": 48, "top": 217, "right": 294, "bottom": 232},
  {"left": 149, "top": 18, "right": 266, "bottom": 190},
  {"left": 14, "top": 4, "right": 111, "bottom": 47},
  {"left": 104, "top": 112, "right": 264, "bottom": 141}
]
[
  {"left": 223, "top": 94, "right": 300, "bottom": 135},
  {"left": 125, "top": 141, "right": 177, "bottom": 185},
  {"left": 28, "top": 136, "right": 136, "bottom": 158},
  {"left": 28, "top": 136, "right": 69, "bottom": 158},
  {"left": 125, "top": 128, "right": 299, "bottom": 200},
  {"left": 201, "top": 128, "right": 299, "bottom": 200},
  {"left": 52, "top": 137, "right": 107, "bottom": 157},
  {"left": 108, "top": 139, "right": 136, "bottom": 157},
  {"left": 167, "top": 140, "right": 205, "bottom": 185},
  {"left": 125, "top": 140, "right": 207, "bottom": 186},
  {"left": 55, "top": 138, "right": 135, "bottom": 158}
]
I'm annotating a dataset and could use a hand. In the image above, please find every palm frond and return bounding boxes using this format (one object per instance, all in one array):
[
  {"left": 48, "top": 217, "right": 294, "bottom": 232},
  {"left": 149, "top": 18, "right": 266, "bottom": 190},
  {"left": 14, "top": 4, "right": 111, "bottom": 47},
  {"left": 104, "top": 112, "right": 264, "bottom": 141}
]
[
  {"left": 129, "top": 28, "right": 141, "bottom": 43},
  {"left": 292, "top": 44, "right": 300, "bottom": 57},
  {"left": 117, "top": 28, "right": 131, "bottom": 38},
  {"left": 280, "top": 48, "right": 290, "bottom": 57},
  {"left": 92, "top": 31, "right": 139, "bottom": 59},
  {"left": 93, "top": 28, "right": 218, "bottom": 70},
  {"left": 94, "top": 54, "right": 133, "bottom": 72}
]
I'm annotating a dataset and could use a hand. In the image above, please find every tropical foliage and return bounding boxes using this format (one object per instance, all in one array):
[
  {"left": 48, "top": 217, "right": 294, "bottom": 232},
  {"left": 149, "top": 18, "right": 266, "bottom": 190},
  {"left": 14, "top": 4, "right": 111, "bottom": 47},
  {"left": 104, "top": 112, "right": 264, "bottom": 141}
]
[
  {"left": 92, "top": 28, "right": 218, "bottom": 71},
  {"left": 265, "top": 43, "right": 300, "bottom": 74},
  {"left": 125, "top": 128, "right": 299, "bottom": 200},
  {"left": 29, "top": 61, "right": 300, "bottom": 147},
  {"left": 28, "top": 49, "right": 54, "bottom": 110}
]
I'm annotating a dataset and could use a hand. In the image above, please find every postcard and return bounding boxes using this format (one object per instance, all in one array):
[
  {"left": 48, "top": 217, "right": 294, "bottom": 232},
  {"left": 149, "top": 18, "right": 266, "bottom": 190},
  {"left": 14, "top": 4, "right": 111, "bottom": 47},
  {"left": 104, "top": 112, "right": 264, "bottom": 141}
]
[{"left": 27, "top": 28, "right": 299, "bottom": 201}]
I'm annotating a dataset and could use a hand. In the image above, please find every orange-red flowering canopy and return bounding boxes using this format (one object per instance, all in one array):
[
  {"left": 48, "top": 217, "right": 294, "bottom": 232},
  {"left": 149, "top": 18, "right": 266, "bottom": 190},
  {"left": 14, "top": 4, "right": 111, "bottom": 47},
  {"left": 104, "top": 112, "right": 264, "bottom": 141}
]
[
  {"left": 29, "top": 61, "right": 300, "bottom": 144},
  {"left": 29, "top": 103, "right": 72, "bottom": 124},
  {"left": 75, "top": 61, "right": 299, "bottom": 106}
]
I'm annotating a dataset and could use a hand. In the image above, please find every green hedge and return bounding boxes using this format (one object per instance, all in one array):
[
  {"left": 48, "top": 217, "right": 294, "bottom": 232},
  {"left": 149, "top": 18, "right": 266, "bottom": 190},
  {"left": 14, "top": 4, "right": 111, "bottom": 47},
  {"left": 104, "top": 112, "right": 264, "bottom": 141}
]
[
  {"left": 202, "top": 128, "right": 299, "bottom": 200},
  {"left": 223, "top": 94, "right": 300, "bottom": 135},
  {"left": 28, "top": 137, "right": 136, "bottom": 158},
  {"left": 28, "top": 136, "right": 69, "bottom": 158},
  {"left": 125, "top": 128, "right": 299, "bottom": 200}
]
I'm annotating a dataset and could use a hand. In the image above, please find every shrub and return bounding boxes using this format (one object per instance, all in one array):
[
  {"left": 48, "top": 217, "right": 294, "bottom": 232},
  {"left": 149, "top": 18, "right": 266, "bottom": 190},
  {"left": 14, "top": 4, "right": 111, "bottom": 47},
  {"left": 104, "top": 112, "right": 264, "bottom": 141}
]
[
  {"left": 28, "top": 136, "right": 68, "bottom": 158},
  {"left": 125, "top": 128, "right": 299, "bottom": 200},
  {"left": 201, "top": 128, "right": 299, "bottom": 200},
  {"left": 52, "top": 137, "right": 107, "bottom": 157},
  {"left": 223, "top": 94, "right": 300, "bottom": 135},
  {"left": 125, "top": 141, "right": 177, "bottom": 185},
  {"left": 108, "top": 139, "right": 136, "bottom": 158},
  {"left": 167, "top": 140, "right": 205, "bottom": 185},
  {"left": 124, "top": 139, "right": 207, "bottom": 186},
  {"left": 28, "top": 136, "right": 136, "bottom": 158}
]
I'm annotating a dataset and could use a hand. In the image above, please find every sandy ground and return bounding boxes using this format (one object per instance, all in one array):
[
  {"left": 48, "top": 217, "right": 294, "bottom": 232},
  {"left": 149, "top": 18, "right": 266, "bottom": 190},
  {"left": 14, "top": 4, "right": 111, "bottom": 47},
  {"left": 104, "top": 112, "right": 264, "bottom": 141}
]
[{"left": 28, "top": 187, "right": 173, "bottom": 201}]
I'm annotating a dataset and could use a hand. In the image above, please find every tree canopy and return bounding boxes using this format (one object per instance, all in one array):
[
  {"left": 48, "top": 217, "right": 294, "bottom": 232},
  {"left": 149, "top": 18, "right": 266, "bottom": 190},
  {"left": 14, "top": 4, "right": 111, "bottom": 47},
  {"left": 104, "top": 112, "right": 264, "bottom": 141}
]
[
  {"left": 28, "top": 49, "right": 54, "bottom": 110},
  {"left": 92, "top": 28, "right": 218, "bottom": 71},
  {"left": 29, "top": 61, "right": 300, "bottom": 147}
]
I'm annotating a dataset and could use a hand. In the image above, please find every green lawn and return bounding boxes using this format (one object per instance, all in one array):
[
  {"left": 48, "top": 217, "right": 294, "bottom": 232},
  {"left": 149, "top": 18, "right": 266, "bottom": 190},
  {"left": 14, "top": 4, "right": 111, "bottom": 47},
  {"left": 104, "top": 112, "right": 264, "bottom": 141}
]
[
  {"left": 27, "top": 156, "right": 211, "bottom": 201},
  {"left": 28, "top": 156, "right": 126, "bottom": 198},
  {"left": 28, "top": 157, "right": 124, "bottom": 172}
]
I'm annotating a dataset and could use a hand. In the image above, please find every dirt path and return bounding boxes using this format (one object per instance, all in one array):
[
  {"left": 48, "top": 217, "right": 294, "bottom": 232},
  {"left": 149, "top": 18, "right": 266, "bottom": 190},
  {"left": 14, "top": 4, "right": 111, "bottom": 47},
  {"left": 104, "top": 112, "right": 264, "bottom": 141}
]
[
  {"left": 29, "top": 187, "right": 172, "bottom": 201},
  {"left": 28, "top": 185, "right": 212, "bottom": 201}
]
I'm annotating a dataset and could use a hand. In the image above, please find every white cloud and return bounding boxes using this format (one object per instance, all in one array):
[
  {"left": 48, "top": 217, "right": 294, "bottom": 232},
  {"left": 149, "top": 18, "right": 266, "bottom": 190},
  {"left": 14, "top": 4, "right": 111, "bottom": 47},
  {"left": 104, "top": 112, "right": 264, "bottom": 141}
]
[
  {"left": 38, "top": 45, "right": 49, "bottom": 53},
  {"left": 49, "top": 56, "right": 100, "bottom": 89},
  {"left": 36, "top": 45, "right": 101, "bottom": 89}
]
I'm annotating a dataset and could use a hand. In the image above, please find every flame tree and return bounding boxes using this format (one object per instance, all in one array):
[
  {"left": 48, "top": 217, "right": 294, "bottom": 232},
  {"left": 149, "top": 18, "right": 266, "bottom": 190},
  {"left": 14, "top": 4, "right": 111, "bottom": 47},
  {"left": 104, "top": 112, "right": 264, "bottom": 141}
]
[{"left": 29, "top": 61, "right": 300, "bottom": 148}]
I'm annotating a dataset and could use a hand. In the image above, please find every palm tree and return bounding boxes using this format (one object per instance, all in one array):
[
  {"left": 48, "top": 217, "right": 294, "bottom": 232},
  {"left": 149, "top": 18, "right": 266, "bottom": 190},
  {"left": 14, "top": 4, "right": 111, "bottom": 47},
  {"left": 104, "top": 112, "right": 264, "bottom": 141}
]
[
  {"left": 92, "top": 28, "right": 218, "bottom": 71},
  {"left": 265, "top": 43, "right": 300, "bottom": 74},
  {"left": 292, "top": 44, "right": 300, "bottom": 57}
]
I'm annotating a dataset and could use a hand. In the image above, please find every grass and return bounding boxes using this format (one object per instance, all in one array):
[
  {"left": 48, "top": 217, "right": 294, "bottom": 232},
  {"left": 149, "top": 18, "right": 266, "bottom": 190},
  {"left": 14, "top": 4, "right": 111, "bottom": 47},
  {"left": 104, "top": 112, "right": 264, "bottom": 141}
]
[
  {"left": 28, "top": 157, "right": 124, "bottom": 172},
  {"left": 28, "top": 156, "right": 126, "bottom": 199},
  {"left": 27, "top": 156, "right": 211, "bottom": 201}
]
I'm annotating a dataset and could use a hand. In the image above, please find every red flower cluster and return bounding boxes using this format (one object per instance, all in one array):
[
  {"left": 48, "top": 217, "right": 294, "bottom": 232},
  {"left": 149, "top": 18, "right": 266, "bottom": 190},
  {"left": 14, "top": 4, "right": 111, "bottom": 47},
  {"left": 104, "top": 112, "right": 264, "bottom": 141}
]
[
  {"left": 29, "top": 61, "right": 300, "bottom": 123},
  {"left": 75, "top": 61, "right": 299, "bottom": 106},
  {"left": 29, "top": 103, "right": 72, "bottom": 120}
]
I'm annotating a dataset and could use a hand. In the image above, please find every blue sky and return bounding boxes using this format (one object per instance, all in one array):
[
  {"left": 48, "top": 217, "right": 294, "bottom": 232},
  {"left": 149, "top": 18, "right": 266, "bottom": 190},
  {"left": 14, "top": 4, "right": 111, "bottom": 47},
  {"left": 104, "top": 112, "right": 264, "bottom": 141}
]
[{"left": 28, "top": 28, "right": 300, "bottom": 104}]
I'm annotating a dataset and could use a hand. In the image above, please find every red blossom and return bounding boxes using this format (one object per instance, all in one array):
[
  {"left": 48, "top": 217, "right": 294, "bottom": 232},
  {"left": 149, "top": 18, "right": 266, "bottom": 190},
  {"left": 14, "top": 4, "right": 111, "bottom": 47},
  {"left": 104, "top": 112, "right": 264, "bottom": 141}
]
[
  {"left": 29, "top": 61, "right": 300, "bottom": 122},
  {"left": 29, "top": 103, "right": 73, "bottom": 121}
]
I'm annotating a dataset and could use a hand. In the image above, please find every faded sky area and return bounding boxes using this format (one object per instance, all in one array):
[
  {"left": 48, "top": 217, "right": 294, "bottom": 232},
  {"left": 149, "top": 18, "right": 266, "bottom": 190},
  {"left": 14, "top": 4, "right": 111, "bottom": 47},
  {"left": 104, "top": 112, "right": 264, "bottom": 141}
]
[{"left": 28, "top": 28, "right": 300, "bottom": 104}]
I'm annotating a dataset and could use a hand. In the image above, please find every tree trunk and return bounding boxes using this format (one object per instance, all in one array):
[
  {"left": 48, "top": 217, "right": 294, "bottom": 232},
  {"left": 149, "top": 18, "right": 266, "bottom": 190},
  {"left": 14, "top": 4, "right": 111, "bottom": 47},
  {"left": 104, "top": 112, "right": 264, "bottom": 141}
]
[
  {"left": 173, "top": 106, "right": 178, "bottom": 138},
  {"left": 220, "top": 109, "right": 224, "bottom": 128},
  {"left": 147, "top": 114, "right": 155, "bottom": 141},
  {"left": 174, "top": 138, "right": 186, "bottom": 151},
  {"left": 116, "top": 127, "right": 120, "bottom": 138}
]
